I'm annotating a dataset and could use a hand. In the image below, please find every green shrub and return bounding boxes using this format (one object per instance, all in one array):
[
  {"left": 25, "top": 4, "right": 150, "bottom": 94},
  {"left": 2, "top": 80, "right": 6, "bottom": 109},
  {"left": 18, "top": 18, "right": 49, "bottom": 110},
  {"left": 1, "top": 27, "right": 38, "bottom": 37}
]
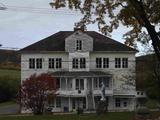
[
  {"left": 0, "top": 76, "right": 20, "bottom": 102},
  {"left": 136, "top": 106, "right": 150, "bottom": 116}
]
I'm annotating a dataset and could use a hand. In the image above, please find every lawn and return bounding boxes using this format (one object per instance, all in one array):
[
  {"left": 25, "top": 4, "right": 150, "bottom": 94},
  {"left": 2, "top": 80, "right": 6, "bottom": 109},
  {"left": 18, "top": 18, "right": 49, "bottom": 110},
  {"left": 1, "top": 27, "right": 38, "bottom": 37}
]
[
  {"left": 0, "top": 69, "right": 20, "bottom": 80},
  {"left": 0, "top": 112, "right": 135, "bottom": 120}
]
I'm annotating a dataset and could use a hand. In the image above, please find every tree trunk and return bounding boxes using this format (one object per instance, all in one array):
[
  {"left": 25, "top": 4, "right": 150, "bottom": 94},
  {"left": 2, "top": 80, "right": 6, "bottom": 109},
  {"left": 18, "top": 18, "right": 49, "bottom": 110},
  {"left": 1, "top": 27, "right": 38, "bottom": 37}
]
[{"left": 129, "top": 0, "right": 160, "bottom": 62}]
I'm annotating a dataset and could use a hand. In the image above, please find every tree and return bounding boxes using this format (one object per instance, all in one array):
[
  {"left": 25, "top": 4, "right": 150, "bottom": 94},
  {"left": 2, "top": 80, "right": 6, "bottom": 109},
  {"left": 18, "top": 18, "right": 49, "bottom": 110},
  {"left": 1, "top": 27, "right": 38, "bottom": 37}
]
[
  {"left": 50, "top": 0, "right": 160, "bottom": 62},
  {"left": 18, "top": 73, "right": 57, "bottom": 115}
]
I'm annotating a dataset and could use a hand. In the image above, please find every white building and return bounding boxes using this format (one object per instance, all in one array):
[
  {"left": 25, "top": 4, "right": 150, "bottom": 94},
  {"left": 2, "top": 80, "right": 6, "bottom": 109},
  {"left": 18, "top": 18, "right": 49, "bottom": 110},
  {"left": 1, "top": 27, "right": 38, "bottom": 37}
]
[{"left": 20, "top": 29, "right": 137, "bottom": 112}]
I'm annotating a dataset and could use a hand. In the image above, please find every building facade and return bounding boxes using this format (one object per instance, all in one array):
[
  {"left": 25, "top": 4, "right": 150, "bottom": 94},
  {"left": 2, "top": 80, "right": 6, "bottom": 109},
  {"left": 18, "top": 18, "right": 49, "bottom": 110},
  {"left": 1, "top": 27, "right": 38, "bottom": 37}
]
[{"left": 20, "top": 30, "right": 137, "bottom": 112}]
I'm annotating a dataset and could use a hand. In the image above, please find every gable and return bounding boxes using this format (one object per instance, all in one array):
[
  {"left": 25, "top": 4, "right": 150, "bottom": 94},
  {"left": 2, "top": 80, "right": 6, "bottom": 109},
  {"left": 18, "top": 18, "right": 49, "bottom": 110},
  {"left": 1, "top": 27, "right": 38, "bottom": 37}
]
[
  {"left": 20, "top": 31, "right": 137, "bottom": 53},
  {"left": 65, "top": 31, "right": 93, "bottom": 52}
]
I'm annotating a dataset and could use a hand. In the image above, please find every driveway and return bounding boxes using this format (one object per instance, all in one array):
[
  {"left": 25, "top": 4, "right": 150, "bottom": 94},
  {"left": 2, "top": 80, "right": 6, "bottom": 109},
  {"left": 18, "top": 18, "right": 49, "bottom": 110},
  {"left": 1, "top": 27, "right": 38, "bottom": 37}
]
[{"left": 0, "top": 104, "right": 19, "bottom": 115}]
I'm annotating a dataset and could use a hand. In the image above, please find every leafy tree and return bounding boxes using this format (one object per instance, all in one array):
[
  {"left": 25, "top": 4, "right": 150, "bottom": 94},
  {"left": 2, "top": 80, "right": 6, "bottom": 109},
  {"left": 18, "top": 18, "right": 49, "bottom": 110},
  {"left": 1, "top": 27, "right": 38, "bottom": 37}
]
[
  {"left": 50, "top": 0, "right": 160, "bottom": 61},
  {"left": 18, "top": 73, "right": 57, "bottom": 115}
]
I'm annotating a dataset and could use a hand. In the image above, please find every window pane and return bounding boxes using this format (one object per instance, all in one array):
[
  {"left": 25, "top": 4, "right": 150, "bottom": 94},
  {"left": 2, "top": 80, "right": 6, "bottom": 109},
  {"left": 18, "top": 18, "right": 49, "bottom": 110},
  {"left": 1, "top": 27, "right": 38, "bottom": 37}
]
[
  {"left": 80, "top": 79, "right": 84, "bottom": 90},
  {"left": 80, "top": 58, "right": 86, "bottom": 68},
  {"left": 73, "top": 58, "right": 79, "bottom": 69},
  {"left": 49, "top": 58, "right": 54, "bottom": 69},
  {"left": 115, "top": 98, "right": 121, "bottom": 107},
  {"left": 56, "top": 58, "right": 62, "bottom": 68},
  {"left": 122, "top": 58, "right": 128, "bottom": 68},
  {"left": 76, "top": 79, "right": 79, "bottom": 90},
  {"left": 96, "top": 58, "right": 102, "bottom": 68},
  {"left": 76, "top": 40, "right": 82, "bottom": 50},
  {"left": 56, "top": 97, "right": 61, "bottom": 108},
  {"left": 36, "top": 58, "right": 42, "bottom": 69},
  {"left": 56, "top": 78, "right": 60, "bottom": 89},
  {"left": 103, "top": 58, "right": 109, "bottom": 68},
  {"left": 29, "top": 58, "right": 35, "bottom": 69},
  {"left": 115, "top": 58, "right": 121, "bottom": 68}
]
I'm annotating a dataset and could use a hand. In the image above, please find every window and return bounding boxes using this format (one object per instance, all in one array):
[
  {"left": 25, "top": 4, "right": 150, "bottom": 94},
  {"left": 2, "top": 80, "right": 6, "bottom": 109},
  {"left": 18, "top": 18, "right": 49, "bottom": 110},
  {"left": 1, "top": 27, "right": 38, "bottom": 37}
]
[
  {"left": 56, "top": 97, "right": 61, "bottom": 108},
  {"left": 122, "top": 58, "right": 128, "bottom": 68},
  {"left": 96, "top": 58, "right": 109, "bottom": 68},
  {"left": 115, "top": 98, "right": 121, "bottom": 107},
  {"left": 94, "top": 77, "right": 110, "bottom": 89},
  {"left": 76, "top": 40, "right": 82, "bottom": 50},
  {"left": 72, "top": 58, "right": 86, "bottom": 69},
  {"left": 96, "top": 58, "right": 102, "bottom": 68},
  {"left": 94, "top": 78, "right": 98, "bottom": 89},
  {"left": 29, "top": 58, "right": 35, "bottom": 69},
  {"left": 123, "top": 101, "right": 127, "bottom": 107},
  {"left": 49, "top": 58, "right": 54, "bottom": 69},
  {"left": 73, "top": 58, "right": 79, "bottom": 69},
  {"left": 36, "top": 58, "right": 42, "bottom": 69},
  {"left": 48, "top": 58, "right": 62, "bottom": 69},
  {"left": 75, "top": 79, "right": 84, "bottom": 90},
  {"left": 115, "top": 58, "right": 121, "bottom": 68},
  {"left": 80, "top": 58, "right": 86, "bottom": 68},
  {"left": 29, "top": 58, "right": 42, "bottom": 69},
  {"left": 103, "top": 58, "right": 109, "bottom": 68},
  {"left": 56, "top": 78, "right": 60, "bottom": 89},
  {"left": 56, "top": 58, "right": 62, "bottom": 68}
]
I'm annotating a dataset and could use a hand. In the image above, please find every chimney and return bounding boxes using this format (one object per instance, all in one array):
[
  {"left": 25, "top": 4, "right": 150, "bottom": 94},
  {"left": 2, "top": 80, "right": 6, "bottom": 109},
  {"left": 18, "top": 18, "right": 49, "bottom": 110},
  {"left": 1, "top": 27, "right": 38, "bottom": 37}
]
[{"left": 74, "top": 26, "right": 85, "bottom": 32}]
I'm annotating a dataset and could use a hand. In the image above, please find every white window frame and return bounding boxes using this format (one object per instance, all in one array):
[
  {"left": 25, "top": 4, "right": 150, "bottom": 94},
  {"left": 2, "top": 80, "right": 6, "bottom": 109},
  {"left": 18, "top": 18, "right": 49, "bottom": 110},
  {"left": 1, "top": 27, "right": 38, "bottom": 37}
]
[
  {"left": 96, "top": 57, "right": 109, "bottom": 68},
  {"left": 72, "top": 58, "right": 86, "bottom": 69},
  {"left": 29, "top": 58, "right": 35, "bottom": 69},
  {"left": 115, "top": 98, "right": 121, "bottom": 108},
  {"left": 36, "top": 58, "right": 42, "bottom": 69},
  {"left": 56, "top": 58, "right": 62, "bottom": 69},
  {"left": 75, "top": 79, "right": 84, "bottom": 90},
  {"left": 103, "top": 58, "right": 109, "bottom": 68},
  {"left": 96, "top": 58, "right": 102, "bottom": 68},
  {"left": 122, "top": 58, "right": 128, "bottom": 68},
  {"left": 48, "top": 58, "right": 54, "bottom": 69},
  {"left": 76, "top": 40, "right": 82, "bottom": 50},
  {"left": 115, "top": 58, "right": 121, "bottom": 68}
]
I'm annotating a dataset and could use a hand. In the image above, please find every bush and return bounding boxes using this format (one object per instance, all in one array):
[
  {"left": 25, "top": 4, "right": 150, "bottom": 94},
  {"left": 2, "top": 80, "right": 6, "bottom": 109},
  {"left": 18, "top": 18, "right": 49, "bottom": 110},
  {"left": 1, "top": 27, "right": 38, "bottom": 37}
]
[
  {"left": 0, "top": 76, "right": 20, "bottom": 102},
  {"left": 136, "top": 106, "right": 150, "bottom": 116},
  {"left": 96, "top": 101, "right": 107, "bottom": 115},
  {"left": 77, "top": 107, "right": 83, "bottom": 115}
]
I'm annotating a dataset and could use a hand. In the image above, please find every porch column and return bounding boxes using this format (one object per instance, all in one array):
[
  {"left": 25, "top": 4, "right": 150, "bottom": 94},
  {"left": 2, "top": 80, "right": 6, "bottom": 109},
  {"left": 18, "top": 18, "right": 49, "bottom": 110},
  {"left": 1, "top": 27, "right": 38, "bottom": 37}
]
[
  {"left": 66, "top": 78, "right": 68, "bottom": 90},
  {"left": 92, "top": 77, "right": 95, "bottom": 109},
  {"left": 60, "top": 77, "right": 61, "bottom": 90},
  {"left": 92, "top": 78, "right": 94, "bottom": 90},
  {"left": 69, "top": 97, "right": 71, "bottom": 111}
]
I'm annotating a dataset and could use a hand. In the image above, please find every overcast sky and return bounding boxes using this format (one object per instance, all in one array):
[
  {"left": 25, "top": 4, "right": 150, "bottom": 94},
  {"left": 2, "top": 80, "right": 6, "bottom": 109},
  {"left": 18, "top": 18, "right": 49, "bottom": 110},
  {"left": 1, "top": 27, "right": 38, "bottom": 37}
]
[{"left": 0, "top": 0, "right": 132, "bottom": 50}]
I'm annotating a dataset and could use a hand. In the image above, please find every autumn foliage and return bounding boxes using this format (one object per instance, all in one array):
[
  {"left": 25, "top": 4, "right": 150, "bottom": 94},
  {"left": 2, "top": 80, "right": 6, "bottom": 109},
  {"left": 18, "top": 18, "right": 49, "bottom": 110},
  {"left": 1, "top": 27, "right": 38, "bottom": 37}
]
[{"left": 18, "top": 73, "right": 57, "bottom": 115}]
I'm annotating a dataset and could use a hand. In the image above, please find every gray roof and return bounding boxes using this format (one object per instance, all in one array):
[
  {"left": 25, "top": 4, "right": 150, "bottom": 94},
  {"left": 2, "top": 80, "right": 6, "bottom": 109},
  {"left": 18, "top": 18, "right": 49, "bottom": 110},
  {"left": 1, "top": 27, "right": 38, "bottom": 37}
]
[
  {"left": 20, "top": 31, "right": 137, "bottom": 52},
  {"left": 51, "top": 71, "right": 111, "bottom": 77}
]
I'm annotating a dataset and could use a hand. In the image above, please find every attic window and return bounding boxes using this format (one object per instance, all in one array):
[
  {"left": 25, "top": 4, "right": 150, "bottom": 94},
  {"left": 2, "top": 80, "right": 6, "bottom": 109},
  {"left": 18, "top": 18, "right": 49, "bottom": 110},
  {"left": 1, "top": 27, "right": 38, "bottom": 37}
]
[{"left": 76, "top": 40, "right": 82, "bottom": 50}]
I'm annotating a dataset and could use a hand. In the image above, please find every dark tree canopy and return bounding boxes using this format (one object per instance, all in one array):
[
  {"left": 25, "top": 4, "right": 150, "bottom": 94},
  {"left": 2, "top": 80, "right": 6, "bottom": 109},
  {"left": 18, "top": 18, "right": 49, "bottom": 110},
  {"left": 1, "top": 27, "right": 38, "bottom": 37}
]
[
  {"left": 18, "top": 73, "right": 57, "bottom": 115},
  {"left": 50, "top": 0, "right": 160, "bottom": 61}
]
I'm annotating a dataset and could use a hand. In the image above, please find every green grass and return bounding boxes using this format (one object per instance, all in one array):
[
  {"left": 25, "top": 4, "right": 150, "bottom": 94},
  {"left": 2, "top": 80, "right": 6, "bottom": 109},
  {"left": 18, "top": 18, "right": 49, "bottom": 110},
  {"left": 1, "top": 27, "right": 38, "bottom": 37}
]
[
  {"left": 0, "top": 101, "right": 16, "bottom": 107},
  {"left": 0, "top": 112, "right": 134, "bottom": 120},
  {"left": 0, "top": 69, "right": 20, "bottom": 80}
]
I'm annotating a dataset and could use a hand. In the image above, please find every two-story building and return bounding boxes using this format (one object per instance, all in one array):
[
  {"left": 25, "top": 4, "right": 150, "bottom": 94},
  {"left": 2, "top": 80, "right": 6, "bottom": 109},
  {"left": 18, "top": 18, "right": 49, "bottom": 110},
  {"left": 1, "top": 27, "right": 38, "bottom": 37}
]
[{"left": 20, "top": 29, "right": 137, "bottom": 112}]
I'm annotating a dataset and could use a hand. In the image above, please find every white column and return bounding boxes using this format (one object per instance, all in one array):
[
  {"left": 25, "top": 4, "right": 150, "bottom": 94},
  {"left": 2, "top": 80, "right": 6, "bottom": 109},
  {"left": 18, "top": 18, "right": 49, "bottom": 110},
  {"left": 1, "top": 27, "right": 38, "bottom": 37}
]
[
  {"left": 92, "top": 77, "right": 95, "bottom": 109},
  {"left": 72, "top": 78, "right": 75, "bottom": 90},
  {"left": 84, "top": 78, "right": 87, "bottom": 90},
  {"left": 66, "top": 78, "right": 68, "bottom": 90},
  {"left": 69, "top": 97, "right": 71, "bottom": 111},
  {"left": 92, "top": 78, "right": 94, "bottom": 90}
]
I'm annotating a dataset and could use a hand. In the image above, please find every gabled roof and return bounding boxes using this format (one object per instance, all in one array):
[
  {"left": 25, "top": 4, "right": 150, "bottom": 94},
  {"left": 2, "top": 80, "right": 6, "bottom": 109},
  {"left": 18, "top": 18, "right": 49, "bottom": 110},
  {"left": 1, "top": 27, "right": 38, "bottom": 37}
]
[{"left": 20, "top": 31, "right": 137, "bottom": 52}]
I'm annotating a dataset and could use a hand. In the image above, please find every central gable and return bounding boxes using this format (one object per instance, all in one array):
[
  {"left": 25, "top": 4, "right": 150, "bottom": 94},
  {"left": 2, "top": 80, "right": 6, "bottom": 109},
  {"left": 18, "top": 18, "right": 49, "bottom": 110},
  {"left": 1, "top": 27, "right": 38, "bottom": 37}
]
[{"left": 65, "top": 31, "right": 93, "bottom": 52}]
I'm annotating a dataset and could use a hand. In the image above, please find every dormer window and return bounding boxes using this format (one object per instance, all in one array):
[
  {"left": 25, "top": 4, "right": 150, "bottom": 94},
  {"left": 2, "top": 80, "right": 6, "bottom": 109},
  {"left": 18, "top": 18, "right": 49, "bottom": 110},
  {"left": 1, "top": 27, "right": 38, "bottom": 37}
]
[{"left": 76, "top": 40, "right": 82, "bottom": 50}]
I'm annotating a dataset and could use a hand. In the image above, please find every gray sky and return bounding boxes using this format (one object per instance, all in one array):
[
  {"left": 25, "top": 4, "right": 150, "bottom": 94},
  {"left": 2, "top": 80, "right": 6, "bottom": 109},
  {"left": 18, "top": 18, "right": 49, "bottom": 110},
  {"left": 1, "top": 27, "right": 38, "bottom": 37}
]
[{"left": 0, "top": 0, "right": 131, "bottom": 50}]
